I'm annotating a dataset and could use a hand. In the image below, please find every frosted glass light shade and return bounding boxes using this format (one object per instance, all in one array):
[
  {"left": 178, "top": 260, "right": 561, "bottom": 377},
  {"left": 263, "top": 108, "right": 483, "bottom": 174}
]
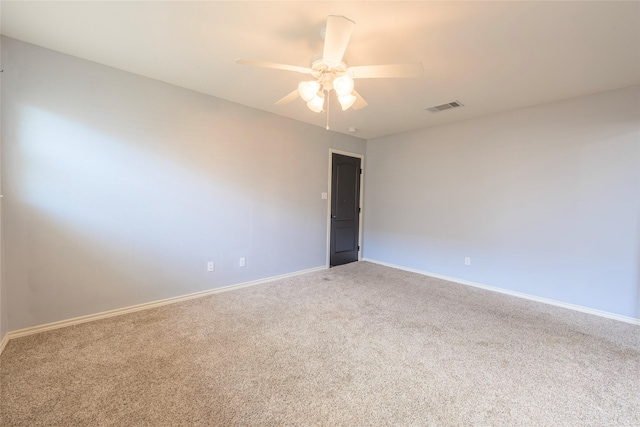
[
  {"left": 338, "top": 93, "right": 357, "bottom": 110},
  {"left": 307, "top": 94, "right": 325, "bottom": 113},
  {"left": 333, "top": 75, "right": 354, "bottom": 97},
  {"left": 298, "top": 81, "right": 321, "bottom": 102}
]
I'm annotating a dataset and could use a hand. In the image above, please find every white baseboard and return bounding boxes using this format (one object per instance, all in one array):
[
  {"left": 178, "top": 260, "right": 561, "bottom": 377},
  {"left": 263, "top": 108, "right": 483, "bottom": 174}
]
[
  {"left": 362, "top": 258, "right": 640, "bottom": 326},
  {"left": 0, "top": 333, "right": 9, "bottom": 355},
  {"left": 2, "top": 265, "right": 327, "bottom": 348}
]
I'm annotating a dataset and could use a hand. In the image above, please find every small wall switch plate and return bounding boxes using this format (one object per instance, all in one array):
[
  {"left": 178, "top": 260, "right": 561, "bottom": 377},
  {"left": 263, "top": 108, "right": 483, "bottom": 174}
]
[
  {"left": 239, "top": 257, "right": 246, "bottom": 267},
  {"left": 321, "top": 192, "right": 328, "bottom": 200},
  {"left": 207, "top": 261, "right": 215, "bottom": 272},
  {"left": 464, "top": 257, "right": 471, "bottom": 266}
]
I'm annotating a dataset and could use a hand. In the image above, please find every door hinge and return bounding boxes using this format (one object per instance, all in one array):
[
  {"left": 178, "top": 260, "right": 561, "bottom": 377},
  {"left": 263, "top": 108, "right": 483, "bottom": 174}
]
[
  {"left": 358, "top": 207, "right": 361, "bottom": 213},
  {"left": 358, "top": 246, "right": 360, "bottom": 251},
  {"left": 359, "top": 168, "right": 362, "bottom": 174}
]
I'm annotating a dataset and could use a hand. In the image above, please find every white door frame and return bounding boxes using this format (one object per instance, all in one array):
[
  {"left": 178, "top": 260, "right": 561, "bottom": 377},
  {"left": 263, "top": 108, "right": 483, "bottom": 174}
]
[{"left": 326, "top": 149, "right": 365, "bottom": 268}]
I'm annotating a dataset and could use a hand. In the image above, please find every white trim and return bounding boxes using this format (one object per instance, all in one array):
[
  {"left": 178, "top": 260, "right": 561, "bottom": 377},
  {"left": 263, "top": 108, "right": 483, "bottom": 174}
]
[
  {"left": 362, "top": 258, "right": 640, "bottom": 326},
  {"left": 0, "top": 333, "right": 9, "bottom": 355},
  {"left": 327, "top": 149, "right": 365, "bottom": 268},
  {"left": 4, "top": 265, "right": 327, "bottom": 342}
]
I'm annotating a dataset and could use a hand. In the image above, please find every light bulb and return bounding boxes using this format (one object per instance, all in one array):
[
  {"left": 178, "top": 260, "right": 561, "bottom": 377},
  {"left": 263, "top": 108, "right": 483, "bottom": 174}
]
[
  {"left": 333, "top": 75, "right": 354, "bottom": 97},
  {"left": 298, "top": 81, "right": 320, "bottom": 103},
  {"left": 338, "top": 93, "right": 357, "bottom": 111},
  {"left": 307, "top": 94, "right": 325, "bottom": 113}
]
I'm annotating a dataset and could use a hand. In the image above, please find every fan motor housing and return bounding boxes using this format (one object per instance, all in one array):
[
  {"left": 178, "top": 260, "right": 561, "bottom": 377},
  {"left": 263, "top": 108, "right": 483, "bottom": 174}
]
[{"left": 310, "top": 53, "right": 348, "bottom": 79}]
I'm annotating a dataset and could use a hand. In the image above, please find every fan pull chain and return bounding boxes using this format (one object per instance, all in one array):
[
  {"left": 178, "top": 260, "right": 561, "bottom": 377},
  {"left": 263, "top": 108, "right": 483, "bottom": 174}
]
[{"left": 326, "top": 91, "right": 330, "bottom": 130}]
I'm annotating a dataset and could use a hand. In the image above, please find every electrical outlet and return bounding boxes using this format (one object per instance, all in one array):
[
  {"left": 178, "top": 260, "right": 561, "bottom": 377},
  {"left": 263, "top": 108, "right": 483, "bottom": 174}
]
[
  {"left": 239, "top": 257, "right": 246, "bottom": 267},
  {"left": 207, "top": 261, "right": 215, "bottom": 272},
  {"left": 464, "top": 257, "right": 471, "bottom": 266}
]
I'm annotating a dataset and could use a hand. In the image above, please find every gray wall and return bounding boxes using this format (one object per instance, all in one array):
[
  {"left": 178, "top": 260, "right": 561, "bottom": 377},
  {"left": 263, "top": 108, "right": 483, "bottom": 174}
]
[
  {"left": 364, "top": 87, "right": 640, "bottom": 319},
  {"left": 0, "top": 25, "right": 6, "bottom": 341},
  {"left": 1, "top": 37, "right": 365, "bottom": 331}
]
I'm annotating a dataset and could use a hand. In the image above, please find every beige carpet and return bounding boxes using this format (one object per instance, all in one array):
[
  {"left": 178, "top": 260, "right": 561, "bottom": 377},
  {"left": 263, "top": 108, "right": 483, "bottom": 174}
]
[{"left": 1, "top": 261, "right": 639, "bottom": 426}]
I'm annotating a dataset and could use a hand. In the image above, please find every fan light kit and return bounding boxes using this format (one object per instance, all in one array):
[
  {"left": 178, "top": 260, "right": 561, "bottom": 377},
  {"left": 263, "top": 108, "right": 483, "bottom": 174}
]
[
  {"left": 236, "top": 15, "right": 423, "bottom": 127},
  {"left": 297, "top": 65, "right": 356, "bottom": 112}
]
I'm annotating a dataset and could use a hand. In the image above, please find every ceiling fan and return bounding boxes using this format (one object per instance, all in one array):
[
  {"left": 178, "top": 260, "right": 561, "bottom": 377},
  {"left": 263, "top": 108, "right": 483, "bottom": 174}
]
[{"left": 236, "top": 15, "right": 423, "bottom": 115}]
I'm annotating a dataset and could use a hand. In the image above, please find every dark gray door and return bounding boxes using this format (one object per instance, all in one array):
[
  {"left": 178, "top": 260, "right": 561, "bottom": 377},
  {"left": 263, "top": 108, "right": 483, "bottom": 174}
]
[{"left": 330, "top": 153, "right": 361, "bottom": 267}]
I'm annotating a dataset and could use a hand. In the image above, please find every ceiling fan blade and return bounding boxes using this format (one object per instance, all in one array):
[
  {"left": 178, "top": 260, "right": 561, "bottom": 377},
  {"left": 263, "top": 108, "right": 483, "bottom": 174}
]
[
  {"left": 275, "top": 89, "right": 300, "bottom": 105},
  {"left": 348, "top": 63, "right": 424, "bottom": 79},
  {"left": 235, "top": 58, "right": 312, "bottom": 74},
  {"left": 352, "top": 90, "right": 368, "bottom": 110},
  {"left": 322, "top": 15, "right": 355, "bottom": 66}
]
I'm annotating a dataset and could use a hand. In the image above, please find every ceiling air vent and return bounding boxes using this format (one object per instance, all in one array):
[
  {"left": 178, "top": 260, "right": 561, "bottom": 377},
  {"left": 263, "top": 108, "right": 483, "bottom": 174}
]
[{"left": 426, "top": 101, "right": 464, "bottom": 113}]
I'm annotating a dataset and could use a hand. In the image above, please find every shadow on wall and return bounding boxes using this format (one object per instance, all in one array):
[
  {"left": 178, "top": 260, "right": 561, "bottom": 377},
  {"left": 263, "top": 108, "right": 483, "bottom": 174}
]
[
  {"left": 6, "top": 100, "right": 324, "bottom": 328},
  {"left": 16, "top": 106, "right": 234, "bottom": 304}
]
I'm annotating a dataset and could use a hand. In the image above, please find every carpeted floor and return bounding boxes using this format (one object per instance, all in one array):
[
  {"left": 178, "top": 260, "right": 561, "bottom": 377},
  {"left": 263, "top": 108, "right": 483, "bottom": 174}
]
[{"left": 1, "top": 261, "right": 639, "bottom": 426}]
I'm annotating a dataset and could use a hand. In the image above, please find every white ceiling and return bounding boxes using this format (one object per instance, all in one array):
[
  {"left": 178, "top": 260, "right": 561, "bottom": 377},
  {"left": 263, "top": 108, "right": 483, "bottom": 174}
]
[{"left": 2, "top": 1, "right": 639, "bottom": 139}]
